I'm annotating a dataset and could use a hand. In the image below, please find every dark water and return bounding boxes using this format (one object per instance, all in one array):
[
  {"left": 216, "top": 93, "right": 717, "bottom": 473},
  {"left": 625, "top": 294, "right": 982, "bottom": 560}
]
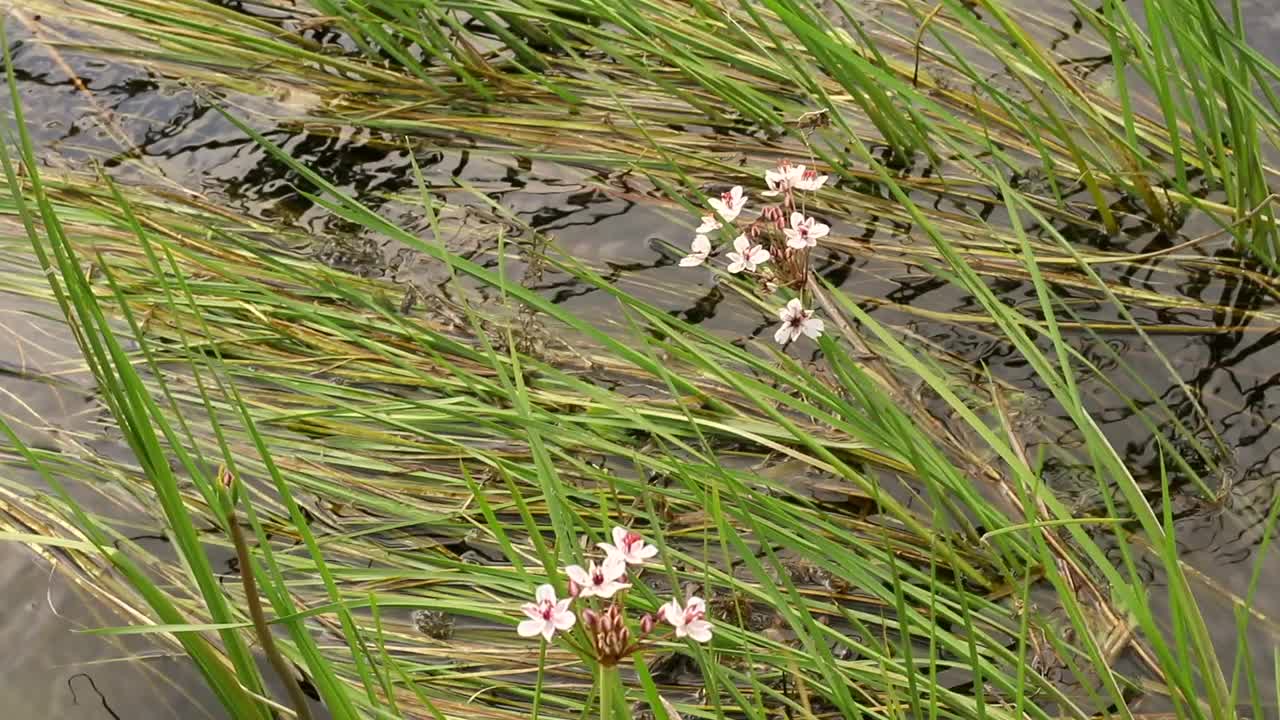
[{"left": 3, "top": 1, "right": 1280, "bottom": 716}]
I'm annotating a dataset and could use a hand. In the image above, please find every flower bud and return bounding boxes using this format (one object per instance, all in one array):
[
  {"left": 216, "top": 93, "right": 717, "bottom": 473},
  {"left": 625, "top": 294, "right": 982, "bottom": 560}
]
[
  {"left": 588, "top": 602, "right": 632, "bottom": 666},
  {"left": 761, "top": 204, "right": 785, "bottom": 230},
  {"left": 568, "top": 579, "right": 581, "bottom": 599},
  {"left": 581, "top": 608, "right": 599, "bottom": 630},
  {"left": 639, "top": 613, "right": 656, "bottom": 634}
]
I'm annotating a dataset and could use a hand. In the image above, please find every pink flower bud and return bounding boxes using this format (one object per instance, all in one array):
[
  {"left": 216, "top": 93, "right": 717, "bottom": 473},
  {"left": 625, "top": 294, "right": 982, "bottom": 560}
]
[
  {"left": 640, "top": 613, "right": 656, "bottom": 634},
  {"left": 588, "top": 602, "right": 632, "bottom": 666},
  {"left": 762, "top": 205, "right": 785, "bottom": 230},
  {"left": 568, "top": 579, "right": 581, "bottom": 599},
  {"left": 581, "top": 608, "right": 599, "bottom": 630}
]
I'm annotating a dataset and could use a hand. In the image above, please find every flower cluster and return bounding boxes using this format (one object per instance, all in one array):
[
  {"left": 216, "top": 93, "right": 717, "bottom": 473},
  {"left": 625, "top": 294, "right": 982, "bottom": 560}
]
[
  {"left": 678, "top": 160, "right": 829, "bottom": 345},
  {"left": 517, "top": 527, "right": 713, "bottom": 665}
]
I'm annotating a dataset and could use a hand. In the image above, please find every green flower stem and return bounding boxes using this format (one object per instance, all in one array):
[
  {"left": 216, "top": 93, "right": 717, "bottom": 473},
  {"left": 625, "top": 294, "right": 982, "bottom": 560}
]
[{"left": 598, "top": 664, "right": 621, "bottom": 720}]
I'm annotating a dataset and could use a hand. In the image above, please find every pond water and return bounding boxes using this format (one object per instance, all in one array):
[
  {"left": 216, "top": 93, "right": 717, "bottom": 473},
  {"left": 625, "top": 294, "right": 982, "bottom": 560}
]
[{"left": 3, "top": 1, "right": 1280, "bottom": 717}]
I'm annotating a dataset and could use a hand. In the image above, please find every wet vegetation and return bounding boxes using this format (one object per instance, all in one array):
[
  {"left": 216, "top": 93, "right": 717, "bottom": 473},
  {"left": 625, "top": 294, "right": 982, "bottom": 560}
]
[{"left": 2, "top": 1, "right": 1280, "bottom": 719}]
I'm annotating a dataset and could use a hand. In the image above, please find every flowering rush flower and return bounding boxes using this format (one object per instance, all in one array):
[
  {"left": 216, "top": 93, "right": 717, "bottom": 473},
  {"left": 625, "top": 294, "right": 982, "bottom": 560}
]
[
  {"left": 659, "top": 595, "right": 713, "bottom": 643},
  {"left": 695, "top": 214, "right": 722, "bottom": 234},
  {"left": 774, "top": 298, "right": 824, "bottom": 344},
  {"left": 795, "top": 167, "right": 828, "bottom": 192},
  {"left": 726, "top": 234, "right": 770, "bottom": 274},
  {"left": 679, "top": 234, "right": 711, "bottom": 267},
  {"left": 784, "top": 212, "right": 829, "bottom": 250},
  {"left": 566, "top": 556, "right": 630, "bottom": 599},
  {"left": 708, "top": 185, "right": 747, "bottom": 222},
  {"left": 518, "top": 584, "right": 576, "bottom": 641},
  {"left": 762, "top": 160, "right": 805, "bottom": 197},
  {"left": 599, "top": 526, "right": 659, "bottom": 566}
]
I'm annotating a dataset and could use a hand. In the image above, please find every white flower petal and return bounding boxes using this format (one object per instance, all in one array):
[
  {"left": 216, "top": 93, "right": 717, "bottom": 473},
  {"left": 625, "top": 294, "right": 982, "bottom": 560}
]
[
  {"left": 695, "top": 216, "right": 721, "bottom": 233},
  {"left": 601, "top": 554, "right": 628, "bottom": 581},
  {"left": 552, "top": 610, "right": 577, "bottom": 631},
  {"left": 686, "top": 620, "right": 714, "bottom": 643},
  {"left": 659, "top": 600, "right": 681, "bottom": 626},
  {"left": 802, "top": 318, "right": 825, "bottom": 339},
  {"left": 535, "top": 584, "right": 556, "bottom": 604},
  {"left": 565, "top": 565, "right": 590, "bottom": 586},
  {"left": 732, "top": 234, "right": 750, "bottom": 253},
  {"left": 774, "top": 323, "right": 793, "bottom": 345},
  {"left": 596, "top": 580, "right": 630, "bottom": 599},
  {"left": 518, "top": 618, "right": 547, "bottom": 638}
]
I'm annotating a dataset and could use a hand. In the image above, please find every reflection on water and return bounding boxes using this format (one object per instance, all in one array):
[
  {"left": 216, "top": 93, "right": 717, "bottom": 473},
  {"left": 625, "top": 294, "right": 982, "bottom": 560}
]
[{"left": 4, "top": 1, "right": 1280, "bottom": 717}]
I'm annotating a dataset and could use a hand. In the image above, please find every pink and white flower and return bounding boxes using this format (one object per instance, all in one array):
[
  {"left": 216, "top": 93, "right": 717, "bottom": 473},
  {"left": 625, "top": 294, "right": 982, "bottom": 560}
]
[
  {"left": 599, "top": 527, "right": 659, "bottom": 566},
  {"left": 659, "top": 596, "right": 713, "bottom": 643},
  {"left": 517, "top": 584, "right": 576, "bottom": 641},
  {"left": 774, "top": 299, "right": 824, "bottom": 344},
  {"left": 763, "top": 160, "right": 805, "bottom": 197},
  {"left": 679, "top": 235, "right": 711, "bottom": 267},
  {"left": 794, "top": 167, "right": 828, "bottom": 192},
  {"left": 566, "top": 556, "right": 630, "bottom": 599},
  {"left": 784, "top": 212, "right": 829, "bottom": 249},
  {"left": 726, "top": 234, "right": 770, "bottom": 274},
  {"left": 708, "top": 186, "right": 747, "bottom": 222},
  {"left": 695, "top": 215, "right": 722, "bottom": 234}
]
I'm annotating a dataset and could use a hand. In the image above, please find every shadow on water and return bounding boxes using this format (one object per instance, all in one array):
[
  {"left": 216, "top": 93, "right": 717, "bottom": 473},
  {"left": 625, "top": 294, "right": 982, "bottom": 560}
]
[{"left": 3, "top": 1, "right": 1280, "bottom": 717}]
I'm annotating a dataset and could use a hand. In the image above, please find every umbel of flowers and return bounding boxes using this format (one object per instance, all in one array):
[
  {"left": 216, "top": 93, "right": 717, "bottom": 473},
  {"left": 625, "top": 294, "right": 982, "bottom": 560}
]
[
  {"left": 516, "top": 527, "right": 712, "bottom": 666},
  {"left": 679, "top": 160, "right": 829, "bottom": 345}
]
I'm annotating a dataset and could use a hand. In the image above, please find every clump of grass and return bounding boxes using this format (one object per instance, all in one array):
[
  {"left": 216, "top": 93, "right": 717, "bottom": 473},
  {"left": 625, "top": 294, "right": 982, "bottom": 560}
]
[
  {"left": 1, "top": 128, "right": 1275, "bottom": 719},
  {"left": 2, "top": 2, "right": 1280, "bottom": 720},
  {"left": 24, "top": 0, "right": 1280, "bottom": 254}
]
